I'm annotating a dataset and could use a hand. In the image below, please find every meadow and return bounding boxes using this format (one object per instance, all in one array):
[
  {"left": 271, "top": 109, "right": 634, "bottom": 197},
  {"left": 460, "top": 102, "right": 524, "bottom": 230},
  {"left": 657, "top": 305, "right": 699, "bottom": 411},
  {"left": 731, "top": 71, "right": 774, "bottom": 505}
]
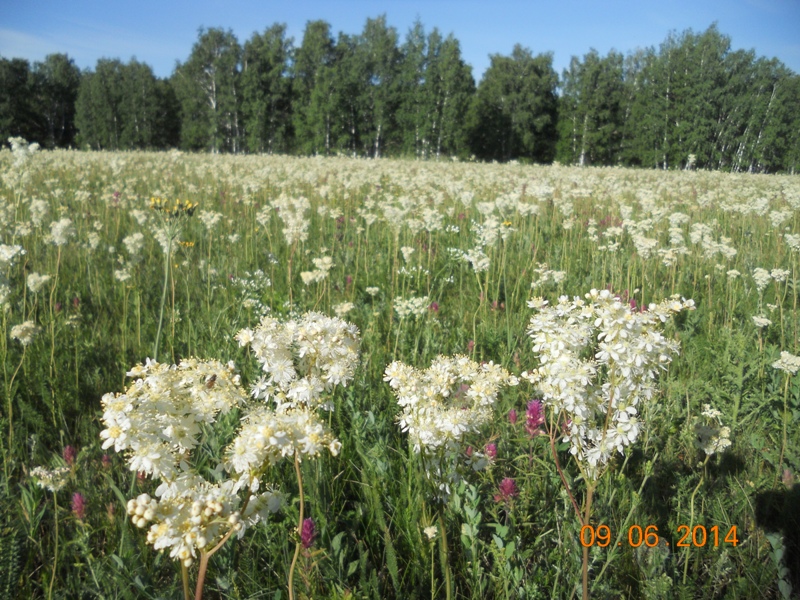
[{"left": 1, "top": 142, "right": 799, "bottom": 599}]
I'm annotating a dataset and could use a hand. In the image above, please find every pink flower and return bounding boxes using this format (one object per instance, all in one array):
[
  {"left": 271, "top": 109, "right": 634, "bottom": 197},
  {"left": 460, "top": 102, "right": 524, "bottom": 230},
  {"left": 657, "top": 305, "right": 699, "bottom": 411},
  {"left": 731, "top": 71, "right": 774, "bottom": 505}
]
[
  {"left": 301, "top": 518, "right": 317, "bottom": 549},
  {"left": 63, "top": 445, "right": 77, "bottom": 467},
  {"left": 467, "top": 340, "right": 475, "bottom": 353},
  {"left": 493, "top": 478, "right": 519, "bottom": 503},
  {"left": 72, "top": 492, "right": 86, "bottom": 520},
  {"left": 484, "top": 443, "right": 497, "bottom": 460},
  {"left": 508, "top": 409, "right": 518, "bottom": 425},
  {"left": 525, "top": 400, "right": 545, "bottom": 436},
  {"left": 428, "top": 301, "right": 439, "bottom": 313},
  {"left": 101, "top": 454, "right": 112, "bottom": 469}
]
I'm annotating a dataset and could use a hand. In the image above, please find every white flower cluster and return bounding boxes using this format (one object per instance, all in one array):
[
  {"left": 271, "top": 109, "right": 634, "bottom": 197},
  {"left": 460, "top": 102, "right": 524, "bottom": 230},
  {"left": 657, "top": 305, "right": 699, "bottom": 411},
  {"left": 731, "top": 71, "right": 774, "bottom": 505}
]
[
  {"left": 530, "top": 263, "right": 567, "bottom": 289},
  {"left": 100, "top": 358, "right": 247, "bottom": 479},
  {"left": 30, "top": 466, "right": 70, "bottom": 492},
  {"left": 236, "top": 312, "right": 360, "bottom": 412},
  {"left": 226, "top": 405, "right": 342, "bottom": 476},
  {"left": 271, "top": 195, "right": 310, "bottom": 245},
  {"left": 101, "top": 358, "right": 281, "bottom": 566},
  {"left": 694, "top": 404, "right": 732, "bottom": 456},
  {"left": 752, "top": 268, "right": 772, "bottom": 293},
  {"left": 10, "top": 320, "right": 40, "bottom": 346},
  {"left": 522, "top": 289, "right": 694, "bottom": 480},
  {"left": 198, "top": 209, "right": 224, "bottom": 231},
  {"left": 772, "top": 351, "right": 800, "bottom": 375},
  {"left": 230, "top": 312, "right": 359, "bottom": 489},
  {"left": 394, "top": 295, "right": 430, "bottom": 319},
  {"left": 300, "top": 256, "right": 334, "bottom": 285},
  {"left": 27, "top": 272, "right": 51, "bottom": 294},
  {"left": 385, "top": 355, "right": 517, "bottom": 496},
  {"left": 386, "top": 355, "right": 518, "bottom": 452},
  {"left": 49, "top": 218, "right": 76, "bottom": 246},
  {"left": 127, "top": 478, "right": 282, "bottom": 567}
]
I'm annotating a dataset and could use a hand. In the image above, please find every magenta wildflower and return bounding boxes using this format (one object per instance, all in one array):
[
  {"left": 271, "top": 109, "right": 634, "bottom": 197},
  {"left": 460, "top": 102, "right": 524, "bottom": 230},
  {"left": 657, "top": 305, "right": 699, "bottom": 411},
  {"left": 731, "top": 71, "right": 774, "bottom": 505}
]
[
  {"left": 428, "top": 301, "right": 439, "bottom": 313},
  {"left": 508, "top": 409, "right": 518, "bottom": 425},
  {"left": 101, "top": 454, "right": 112, "bottom": 469},
  {"left": 301, "top": 518, "right": 317, "bottom": 549},
  {"left": 493, "top": 478, "right": 519, "bottom": 503},
  {"left": 525, "top": 399, "right": 545, "bottom": 436},
  {"left": 467, "top": 340, "right": 475, "bottom": 353},
  {"left": 72, "top": 492, "right": 86, "bottom": 520},
  {"left": 485, "top": 443, "right": 497, "bottom": 460},
  {"left": 63, "top": 445, "right": 77, "bottom": 467}
]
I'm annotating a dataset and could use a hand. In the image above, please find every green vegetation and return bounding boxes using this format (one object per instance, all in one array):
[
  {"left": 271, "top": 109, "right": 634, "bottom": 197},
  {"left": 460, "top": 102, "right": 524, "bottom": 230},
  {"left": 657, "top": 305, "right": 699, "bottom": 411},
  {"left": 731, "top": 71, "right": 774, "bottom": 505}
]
[
  {"left": 0, "top": 147, "right": 799, "bottom": 598},
  {"left": 1, "top": 20, "right": 799, "bottom": 171}
]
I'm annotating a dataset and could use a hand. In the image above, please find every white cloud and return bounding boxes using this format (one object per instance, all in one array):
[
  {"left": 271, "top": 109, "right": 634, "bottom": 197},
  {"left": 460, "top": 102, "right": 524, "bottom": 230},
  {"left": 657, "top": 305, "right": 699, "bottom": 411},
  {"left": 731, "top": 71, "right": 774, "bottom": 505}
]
[{"left": 0, "top": 29, "right": 64, "bottom": 62}]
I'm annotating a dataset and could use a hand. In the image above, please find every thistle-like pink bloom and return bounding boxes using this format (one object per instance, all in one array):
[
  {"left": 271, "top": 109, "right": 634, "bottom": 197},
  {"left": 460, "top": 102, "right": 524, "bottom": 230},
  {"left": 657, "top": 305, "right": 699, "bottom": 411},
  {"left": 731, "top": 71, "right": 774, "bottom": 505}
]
[
  {"left": 508, "top": 409, "right": 518, "bottom": 425},
  {"left": 484, "top": 443, "right": 497, "bottom": 460},
  {"left": 493, "top": 478, "right": 519, "bottom": 503},
  {"left": 525, "top": 399, "right": 545, "bottom": 436},
  {"left": 301, "top": 518, "right": 317, "bottom": 549},
  {"left": 72, "top": 492, "right": 86, "bottom": 520},
  {"left": 63, "top": 445, "right": 77, "bottom": 467}
]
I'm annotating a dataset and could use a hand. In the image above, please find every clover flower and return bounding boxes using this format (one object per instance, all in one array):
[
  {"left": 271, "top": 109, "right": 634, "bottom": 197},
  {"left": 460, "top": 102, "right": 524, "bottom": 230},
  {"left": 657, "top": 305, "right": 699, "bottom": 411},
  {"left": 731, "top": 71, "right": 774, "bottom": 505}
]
[
  {"left": 493, "top": 478, "right": 519, "bottom": 504},
  {"left": 523, "top": 289, "right": 693, "bottom": 480},
  {"left": 72, "top": 492, "right": 87, "bottom": 520},
  {"left": 301, "top": 518, "right": 317, "bottom": 549},
  {"left": 525, "top": 399, "right": 545, "bottom": 437}
]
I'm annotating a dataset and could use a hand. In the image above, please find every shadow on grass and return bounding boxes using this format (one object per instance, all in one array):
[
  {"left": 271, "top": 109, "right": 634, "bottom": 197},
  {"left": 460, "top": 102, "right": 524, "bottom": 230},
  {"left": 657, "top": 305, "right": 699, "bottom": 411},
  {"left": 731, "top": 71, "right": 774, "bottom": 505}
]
[{"left": 755, "top": 483, "right": 800, "bottom": 592}]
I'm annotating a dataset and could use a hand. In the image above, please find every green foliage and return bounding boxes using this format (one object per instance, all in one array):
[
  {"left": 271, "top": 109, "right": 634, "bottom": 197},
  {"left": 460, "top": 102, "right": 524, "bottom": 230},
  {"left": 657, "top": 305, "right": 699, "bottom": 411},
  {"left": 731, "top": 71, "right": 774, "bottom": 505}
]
[
  {"left": 0, "top": 141, "right": 797, "bottom": 598},
  {"left": 469, "top": 45, "right": 558, "bottom": 163}
]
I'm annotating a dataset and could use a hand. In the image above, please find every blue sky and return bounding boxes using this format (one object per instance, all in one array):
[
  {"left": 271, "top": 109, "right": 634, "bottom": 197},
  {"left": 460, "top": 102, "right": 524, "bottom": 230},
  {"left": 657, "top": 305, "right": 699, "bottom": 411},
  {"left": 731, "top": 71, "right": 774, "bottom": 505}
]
[{"left": 1, "top": 0, "right": 798, "bottom": 81}]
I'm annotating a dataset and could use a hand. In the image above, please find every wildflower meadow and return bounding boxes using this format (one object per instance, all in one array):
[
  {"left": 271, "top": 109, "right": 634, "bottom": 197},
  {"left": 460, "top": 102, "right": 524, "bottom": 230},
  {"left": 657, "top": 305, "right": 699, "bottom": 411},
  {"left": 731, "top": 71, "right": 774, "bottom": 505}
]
[{"left": 1, "top": 141, "right": 799, "bottom": 599}]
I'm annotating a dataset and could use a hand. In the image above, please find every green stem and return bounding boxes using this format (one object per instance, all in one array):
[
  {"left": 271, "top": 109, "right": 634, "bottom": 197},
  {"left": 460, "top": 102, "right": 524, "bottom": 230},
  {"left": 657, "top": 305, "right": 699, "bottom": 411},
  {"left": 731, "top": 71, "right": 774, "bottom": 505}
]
[
  {"left": 778, "top": 374, "right": 790, "bottom": 481},
  {"left": 582, "top": 484, "right": 595, "bottom": 600},
  {"left": 288, "top": 454, "right": 305, "bottom": 600},
  {"left": 430, "top": 540, "right": 435, "bottom": 600},
  {"left": 682, "top": 456, "right": 709, "bottom": 585},
  {"left": 438, "top": 510, "right": 451, "bottom": 600},
  {"left": 153, "top": 236, "right": 172, "bottom": 362},
  {"left": 48, "top": 493, "right": 59, "bottom": 600},
  {"left": 182, "top": 564, "right": 191, "bottom": 600}
]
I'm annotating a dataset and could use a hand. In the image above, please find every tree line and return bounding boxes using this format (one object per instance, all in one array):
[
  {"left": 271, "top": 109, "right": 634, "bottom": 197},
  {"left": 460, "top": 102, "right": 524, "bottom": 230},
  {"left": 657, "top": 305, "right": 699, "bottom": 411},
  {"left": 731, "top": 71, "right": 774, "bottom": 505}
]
[{"left": 1, "top": 19, "right": 798, "bottom": 172}]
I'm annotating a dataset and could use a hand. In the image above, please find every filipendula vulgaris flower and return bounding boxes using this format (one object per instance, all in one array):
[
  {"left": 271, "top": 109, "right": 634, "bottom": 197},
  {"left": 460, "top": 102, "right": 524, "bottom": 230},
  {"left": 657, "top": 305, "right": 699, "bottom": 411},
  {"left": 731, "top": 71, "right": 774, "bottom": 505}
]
[
  {"left": 101, "top": 358, "right": 283, "bottom": 568},
  {"left": 522, "top": 289, "right": 694, "bottom": 481},
  {"left": 384, "top": 355, "right": 518, "bottom": 499},
  {"left": 693, "top": 404, "right": 731, "bottom": 456},
  {"left": 233, "top": 311, "right": 359, "bottom": 599},
  {"left": 230, "top": 312, "right": 359, "bottom": 479}
]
